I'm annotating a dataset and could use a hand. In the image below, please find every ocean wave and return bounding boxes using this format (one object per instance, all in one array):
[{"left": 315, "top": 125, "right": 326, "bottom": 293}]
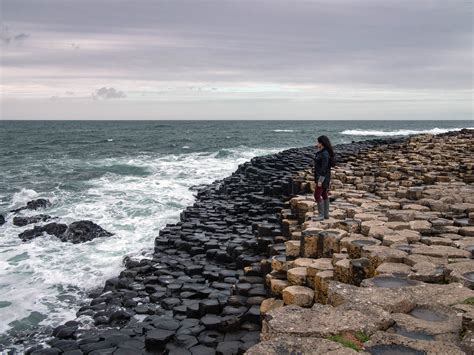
[
  {"left": 273, "top": 129, "right": 294, "bottom": 132},
  {"left": 340, "top": 127, "right": 473, "bottom": 137},
  {"left": 10, "top": 189, "right": 40, "bottom": 209}
]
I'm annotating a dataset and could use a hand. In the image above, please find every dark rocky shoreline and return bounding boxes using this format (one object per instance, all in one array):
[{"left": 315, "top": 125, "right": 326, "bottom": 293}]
[{"left": 5, "top": 137, "right": 404, "bottom": 355}]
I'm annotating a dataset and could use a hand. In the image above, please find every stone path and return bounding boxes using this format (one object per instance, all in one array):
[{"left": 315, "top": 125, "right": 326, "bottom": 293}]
[{"left": 254, "top": 129, "right": 474, "bottom": 354}]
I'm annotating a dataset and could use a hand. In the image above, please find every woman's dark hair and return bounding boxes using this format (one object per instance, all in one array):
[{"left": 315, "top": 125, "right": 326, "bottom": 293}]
[{"left": 317, "top": 135, "right": 335, "bottom": 166}]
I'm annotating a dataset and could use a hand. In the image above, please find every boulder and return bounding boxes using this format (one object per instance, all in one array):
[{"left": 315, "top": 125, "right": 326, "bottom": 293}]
[
  {"left": 13, "top": 214, "right": 52, "bottom": 226},
  {"left": 11, "top": 198, "right": 51, "bottom": 213},
  {"left": 18, "top": 220, "right": 112, "bottom": 243},
  {"left": 61, "top": 221, "right": 113, "bottom": 243},
  {"left": 19, "top": 223, "right": 68, "bottom": 241}
]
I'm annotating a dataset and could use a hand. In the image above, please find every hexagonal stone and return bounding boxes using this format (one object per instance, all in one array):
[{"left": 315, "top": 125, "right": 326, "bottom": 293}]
[
  {"left": 460, "top": 227, "right": 474, "bottom": 237},
  {"left": 145, "top": 329, "right": 174, "bottom": 351},
  {"left": 284, "top": 240, "right": 300, "bottom": 258},
  {"left": 261, "top": 304, "right": 390, "bottom": 341},
  {"left": 282, "top": 286, "right": 314, "bottom": 307},
  {"left": 289, "top": 257, "right": 316, "bottom": 268},
  {"left": 382, "top": 234, "right": 408, "bottom": 246},
  {"left": 270, "top": 278, "right": 289, "bottom": 296},
  {"left": 361, "top": 220, "right": 385, "bottom": 236},
  {"left": 409, "top": 261, "right": 447, "bottom": 283},
  {"left": 412, "top": 245, "right": 471, "bottom": 259},
  {"left": 375, "top": 262, "right": 412, "bottom": 276},
  {"left": 246, "top": 336, "right": 360, "bottom": 355},
  {"left": 409, "top": 220, "right": 432, "bottom": 233},
  {"left": 368, "top": 225, "right": 395, "bottom": 241},
  {"left": 361, "top": 245, "right": 408, "bottom": 269},
  {"left": 365, "top": 331, "right": 465, "bottom": 354},
  {"left": 260, "top": 298, "right": 284, "bottom": 315},
  {"left": 287, "top": 267, "right": 308, "bottom": 286}
]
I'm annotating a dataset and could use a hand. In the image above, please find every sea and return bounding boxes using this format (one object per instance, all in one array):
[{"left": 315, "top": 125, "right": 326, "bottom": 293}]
[{"left": 0, "top": 120, "right": 472, "bottom": 350}]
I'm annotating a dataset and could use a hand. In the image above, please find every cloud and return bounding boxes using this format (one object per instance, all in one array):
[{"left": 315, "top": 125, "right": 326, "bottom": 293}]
[
  {"left": 93, "top": 87, "right": 127, "bottom": 100},
  {"left": 0, "top": 0, "right": 471, "bottom": 119},
  {"left": 0, "top": 25, "right": 30, "bottom": 45}
]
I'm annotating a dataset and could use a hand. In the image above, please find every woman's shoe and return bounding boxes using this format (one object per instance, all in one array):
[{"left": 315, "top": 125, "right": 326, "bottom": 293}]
[{"left": 312, "top": 202, "right": 325, "bottom": 221}]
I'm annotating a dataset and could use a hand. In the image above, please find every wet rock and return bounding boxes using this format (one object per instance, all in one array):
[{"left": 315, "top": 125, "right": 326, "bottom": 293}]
[
  {"left": 215, "top": 341, "right": 243, "bottom": 355},
  {"left": 189, "top": 345, "right": 216, "bottom": 355},
  {"left": 52, "top": 324, "right": 78, "bottom": 339},
  {"left": 200, "top": 315, "right": 222, "bottom": 330},
  {"left": 145, "top": 329, "right": 175, "bottom": 351},
  {"left": 19, "top": 222, "right": 68, "bottom": 241},
  {"left": 13, "top": 214, "right": 52, "bottom": 226},
  {"left": 0, "top": 214, "right": 5, "bottom": 226},
  {"left": 61, "top": 221, "right": 113, "bottom": 243},
  {"left": 11, "top": 198, "right": 52, "bottom": 213}
]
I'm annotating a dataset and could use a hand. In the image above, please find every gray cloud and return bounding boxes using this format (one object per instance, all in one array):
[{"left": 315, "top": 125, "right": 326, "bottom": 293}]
[
  {"left": 1, "top": 0, "right": 471, "bottom": 90},
  {"left": 0, "top": 0, "right": 472, "bottom": 119},
  {"left": 0, "top": 25, "right": 30, "bottom": 45},
  {"left": 93, "top": 87, "right": 127, "bottom": 100}
]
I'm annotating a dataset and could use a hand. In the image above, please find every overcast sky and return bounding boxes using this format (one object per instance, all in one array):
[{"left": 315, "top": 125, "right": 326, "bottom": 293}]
[{"left": 0, "top": 0, "right": 472, "bottom": 120}]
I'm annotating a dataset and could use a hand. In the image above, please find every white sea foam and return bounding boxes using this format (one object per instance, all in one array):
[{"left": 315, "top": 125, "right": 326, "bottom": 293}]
[
  {"left": 273, "top": 129, "right": 294, "bottom": 132},
  {"left": 341, "top": 127, "right": 473, "bottom": 137},
  {"left": 0, "top": 146, "right": 281, "bottom": 340},
  {"left": 10, "top": 189, "right": 40, "bottom": 209}
]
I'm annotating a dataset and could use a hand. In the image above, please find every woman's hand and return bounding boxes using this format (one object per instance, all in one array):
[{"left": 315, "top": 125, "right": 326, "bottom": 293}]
[{"left": 317, "top": 182, "right": 322, "bottom": 187}]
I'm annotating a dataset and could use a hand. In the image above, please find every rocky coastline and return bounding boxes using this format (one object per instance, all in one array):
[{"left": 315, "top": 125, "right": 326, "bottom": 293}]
[
  {"left": 253, "top": 128, "right": 474, "bottom": 354},
  {"left": 6, "top": 129, "right": 473, "bottom": 354}
]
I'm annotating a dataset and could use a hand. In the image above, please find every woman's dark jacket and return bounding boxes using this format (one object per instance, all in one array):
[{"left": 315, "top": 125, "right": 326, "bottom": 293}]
[{"left": 314, "top": 148, "right": 331, "bottom": 189}]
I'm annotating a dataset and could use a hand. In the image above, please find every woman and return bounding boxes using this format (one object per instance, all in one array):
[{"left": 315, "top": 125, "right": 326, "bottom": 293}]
[{"left": 313, "top": 135, "right": 335, "bottom": 220}]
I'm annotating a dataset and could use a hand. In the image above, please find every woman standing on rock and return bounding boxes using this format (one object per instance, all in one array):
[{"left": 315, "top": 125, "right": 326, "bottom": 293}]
[{"left": 313, "top": 135, "right": 335, "bottom": 220}]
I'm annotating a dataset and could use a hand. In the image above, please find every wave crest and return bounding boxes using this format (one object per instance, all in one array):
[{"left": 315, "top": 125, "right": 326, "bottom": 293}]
[{"left": 341, "top": 127, "right": 473, "bottom": 137}]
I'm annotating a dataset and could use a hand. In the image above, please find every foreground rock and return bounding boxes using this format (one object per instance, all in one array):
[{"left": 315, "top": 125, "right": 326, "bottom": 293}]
[
  {"left": 13, "top": 214, "right": 52, "bottom": 226},
  {"left": 247, "top": 336, "right": 361, "bottom": 355},
  {"left": 10, "top": 198, "right": 52, "bottom": 213},
  {"left": 19, "top": 222, "right": 67, "bottom": 241},
  {"left": 19, "top": 220, "right": 113, "bottom": 243},
  {"left": 62, "top": 220, "right": 114, "bottom": 243}
]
